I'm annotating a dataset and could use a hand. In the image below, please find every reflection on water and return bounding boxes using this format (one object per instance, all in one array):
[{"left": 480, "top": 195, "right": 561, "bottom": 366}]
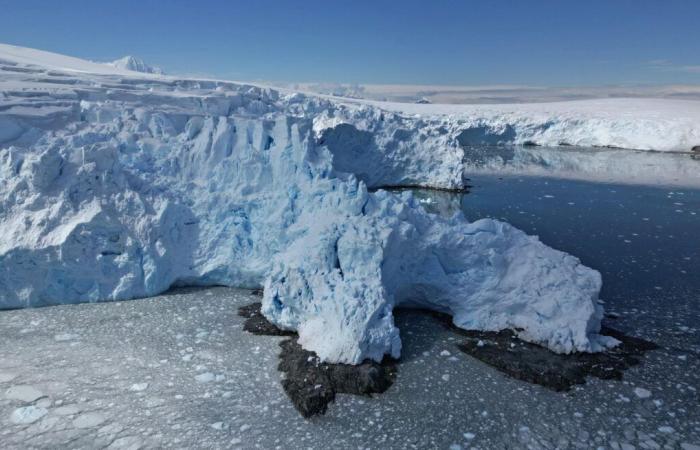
[
  {"left": 412, "top": 175, "right": 700, "bottom": 334},
  {"left": 408, "top": 189, "right": 463, "bottom": 217},
  {"left": 462, "top": 145, "right": 700, "bottom": 188}
]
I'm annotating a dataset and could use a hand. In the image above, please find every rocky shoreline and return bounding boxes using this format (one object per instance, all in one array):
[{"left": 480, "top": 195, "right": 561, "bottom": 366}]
[
  {"left": 238, "top": 302, "right": 396, "bottom": 418},
  {"left": 240, "top": 301, "right": 659, "bottom": 417}
]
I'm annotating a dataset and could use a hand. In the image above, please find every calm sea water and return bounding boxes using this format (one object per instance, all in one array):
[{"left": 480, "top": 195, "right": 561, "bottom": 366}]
[{"left": 414, "top": 147, "right": 700, "bottom": 346}]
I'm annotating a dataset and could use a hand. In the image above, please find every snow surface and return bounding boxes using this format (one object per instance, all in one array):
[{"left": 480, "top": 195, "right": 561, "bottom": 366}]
[
  {"left": 0, "top": 43, "right": 145, "bottom": 76},
  {"left": 6, "top": 43, "right": 693, "bottom": 363}
]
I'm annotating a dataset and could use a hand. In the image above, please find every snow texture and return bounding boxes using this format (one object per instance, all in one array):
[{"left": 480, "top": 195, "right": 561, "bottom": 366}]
[{"left": 1, "top": 43, "right": 679, "bottom": 363}]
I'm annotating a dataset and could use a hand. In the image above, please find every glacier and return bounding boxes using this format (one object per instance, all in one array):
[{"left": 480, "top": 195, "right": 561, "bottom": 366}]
[{"left": 7, "top": 44, "right": 699, "bottom": 364}]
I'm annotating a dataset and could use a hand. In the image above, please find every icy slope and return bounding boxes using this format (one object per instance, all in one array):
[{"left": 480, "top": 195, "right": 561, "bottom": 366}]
[
  {"left": 0, "top": 43, "right": 143, "bottom": 76},
  {"left": 0, "top": 44, "right": 629, "bottom": 363}
]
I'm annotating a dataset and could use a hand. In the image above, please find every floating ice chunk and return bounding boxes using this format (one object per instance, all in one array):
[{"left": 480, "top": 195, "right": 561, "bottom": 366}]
[
  {"left": 210, "top": 421, "right": 226, "bottom": 430},
  {"left": 10, "top": 405, "right": 48, "bottom": 424},
  {"left": 5, "top": 385, "right": 44, "bottom": 402},
  {"left": 54, "top": 333, "right": 79, "bottom": 342},
  {"left": 54, "top": 405, "right": 81, "bottom": 416},
  {"left": 195, "top": 373, "right": 215, "bottom": 383},
  {"left": 72, "top": 412, "right": 106, "bottom": 428},
  {"left": 0, "top": 372, "right": 17, "bottom": 383},
  {"left": 107, "top": 436, "right": 143, "bottom": 449},
  {"left": 634, "top": 387, "right": 652, "bottom": 399}
]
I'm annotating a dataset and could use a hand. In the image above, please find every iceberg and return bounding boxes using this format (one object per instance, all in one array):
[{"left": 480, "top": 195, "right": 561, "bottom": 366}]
[{"left": 0, "top": 43, "right": 643, "bottom": 363}]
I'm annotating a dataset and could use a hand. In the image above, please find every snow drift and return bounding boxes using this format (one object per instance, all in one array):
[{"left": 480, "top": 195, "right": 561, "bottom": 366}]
[{"left": 3, "top": 43, "right": 681, "bottom": 363}]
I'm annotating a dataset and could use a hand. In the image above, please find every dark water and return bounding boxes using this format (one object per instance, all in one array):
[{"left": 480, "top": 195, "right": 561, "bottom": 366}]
[{"left": 415, "top": 174, "right": 700, "bottom": 348}]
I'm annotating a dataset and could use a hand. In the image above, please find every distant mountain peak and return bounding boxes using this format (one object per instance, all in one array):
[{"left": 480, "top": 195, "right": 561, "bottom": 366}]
[{"left": 108, "top": 56, "right": 163, "bottom": 74}]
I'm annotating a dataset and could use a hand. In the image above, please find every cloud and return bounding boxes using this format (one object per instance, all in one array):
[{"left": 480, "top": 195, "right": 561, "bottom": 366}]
[{"left": 647, "top": 60, "right": 700, "bottom": 74}]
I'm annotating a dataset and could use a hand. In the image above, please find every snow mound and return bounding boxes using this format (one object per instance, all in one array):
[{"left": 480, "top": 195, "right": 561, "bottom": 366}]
[
  {"left": 0, "top": 43, "right": 622, "bottom": 363},
  {"left": 108, "top": 56, "right": 163, "bottom": 75}
]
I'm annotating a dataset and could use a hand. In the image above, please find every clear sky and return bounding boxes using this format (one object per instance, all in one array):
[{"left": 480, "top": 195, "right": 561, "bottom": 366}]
[{"left": 1, "top": 0, "right": 699, "bottom": 86}]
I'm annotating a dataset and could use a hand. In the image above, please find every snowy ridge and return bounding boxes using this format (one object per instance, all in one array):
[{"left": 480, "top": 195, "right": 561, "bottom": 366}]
[
  {"left": 108, "top": 56, "right": 163, "bottom": 75},
  {"left": 0, "top": 44, "right": 638, "bottom": 363}
]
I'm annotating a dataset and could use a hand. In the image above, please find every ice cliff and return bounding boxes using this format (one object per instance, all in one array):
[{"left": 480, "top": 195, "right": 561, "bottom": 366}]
[
  {"left": 6, "top": 43, "right": 686, "bottom": 363},
  {"left": 0, "top": 99, "right": 612, "bottom": 362}
]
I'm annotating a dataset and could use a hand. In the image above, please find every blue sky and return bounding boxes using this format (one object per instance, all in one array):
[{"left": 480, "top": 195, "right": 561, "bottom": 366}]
[{"left": 0, "top": 0, "right": 699, "bottom": 86}]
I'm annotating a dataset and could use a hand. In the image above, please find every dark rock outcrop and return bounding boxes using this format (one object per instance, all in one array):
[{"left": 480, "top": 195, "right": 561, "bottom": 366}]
[
  {"left": 238, "top": 302, "right": 396, "bottom": 418},
  {"left": 239, "top": 301, "right": 657, "bottom": 417},
  {"left": 415, "top": 309, "right": 658, "bottom": 391}
]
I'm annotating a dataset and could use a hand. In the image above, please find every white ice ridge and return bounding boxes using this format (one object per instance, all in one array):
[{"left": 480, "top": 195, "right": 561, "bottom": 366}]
[
  {"left": 107, "top": 56, "right": 164, "bottom": 75},
  {"left": 0, "top": 44, "right": 648, "bottom": 363}
]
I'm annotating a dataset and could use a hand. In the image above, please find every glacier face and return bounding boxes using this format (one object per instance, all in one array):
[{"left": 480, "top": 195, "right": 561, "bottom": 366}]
[
  {"left": 0, "top": 44, "right": 626, "bottom": 363},
  {"left": 0, "top": 96, "right": 612, "bottom": 362}
]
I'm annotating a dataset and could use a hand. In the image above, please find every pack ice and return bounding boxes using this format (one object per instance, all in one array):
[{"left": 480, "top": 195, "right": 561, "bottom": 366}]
[{"left": 0, "top": 44, "right": 634, "bottom": 363}]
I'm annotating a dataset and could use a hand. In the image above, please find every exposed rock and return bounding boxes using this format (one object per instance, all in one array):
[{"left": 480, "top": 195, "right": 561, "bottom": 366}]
[
  {"left": 238, "top": 302, "right": 294, "bottom": 337},
  {"left": 242, "top": 301, "right": 658, "bottom": 414},
  {"left": 239, "top": 302, "right": 396, "bottom": 417},
  {"left": 415, "top": 309, "right": 658, "bottom": 391},
  {"left": 278, "top": 339, "right": 396, "bottom": 418}
]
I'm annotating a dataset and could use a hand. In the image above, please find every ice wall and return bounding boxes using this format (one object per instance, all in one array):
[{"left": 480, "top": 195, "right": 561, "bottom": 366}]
[
  {"left": 0, "top": 96, "right": 612, "bottom": 363},
  {"left": 0, "top": 46, "right": 622, "bottom": 363}
]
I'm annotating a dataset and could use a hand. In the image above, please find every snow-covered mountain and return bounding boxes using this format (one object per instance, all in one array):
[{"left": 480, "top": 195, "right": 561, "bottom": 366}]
[
  {"left": 107, "top": 56, "right": 163, "bottom": 74},
  {"left": 3, "top": 43, "right": 696, "bottom": 364}
]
